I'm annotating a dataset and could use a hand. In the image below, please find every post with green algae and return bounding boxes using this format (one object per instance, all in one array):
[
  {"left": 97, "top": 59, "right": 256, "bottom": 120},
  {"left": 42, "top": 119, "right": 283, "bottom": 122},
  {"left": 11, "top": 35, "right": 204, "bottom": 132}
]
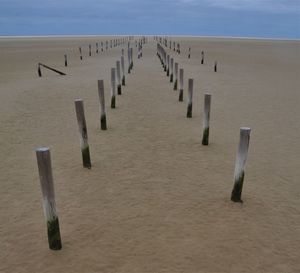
[
  {"left": 97, "top": 80, "right": 107, "bottom": 130},
  {"left": 231, "top": 127, "right": 251, "bottom": 203},
  {"left": 36, "top": 147, "right": 62, "bottom": 250},
  {"left": 174, "top": 62, "right": 178, "bottom": 90},
  {"left": 121, "top": 55, "right": 125, "bottom": 85},
  {"left": 111, "top": 68, "right": 116, "bottom": 108},
  {"left": 202, "top": 94, "right": 211, "bottom": 145},
  {"left": 79, "top": 47, "right": 83, "bottom": 60},
  {"left": 170, "top": 58, "right": 174, "bottom": 83},
  {"left": 179, "top": 68, "right": 184, "bottom": 101},
  {"left": 116, "top": 60, "right": 122, "bottom": 95},
  {"left": 186, "top": 79, "right": 193, "bottom": 118},
  {"left": 64, "top": 54, "right": 68, "bottom": 67},
  {"left": 74, "top": 99, "right": 92, "bottom": 169},
  {"left": 166, "top": 55, "right": 170, "bottom": 76}
]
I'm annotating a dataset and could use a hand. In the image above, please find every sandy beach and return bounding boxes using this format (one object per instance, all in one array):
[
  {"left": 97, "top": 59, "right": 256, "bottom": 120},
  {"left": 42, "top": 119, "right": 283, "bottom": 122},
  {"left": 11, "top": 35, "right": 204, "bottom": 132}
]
[{"left": 0, "top": 36, "right": 299, "bottom": 273}]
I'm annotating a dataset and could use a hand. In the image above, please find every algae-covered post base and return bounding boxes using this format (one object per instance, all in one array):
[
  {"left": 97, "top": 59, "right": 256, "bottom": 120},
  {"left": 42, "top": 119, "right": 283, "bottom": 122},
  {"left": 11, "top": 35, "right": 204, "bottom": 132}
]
[
  {"left": 174, "top": 79, "right": 177, "bottom": 90},
  {"left": 231, "top": 127, "right": 251, "bottom": 203},
  {"left": 231, "top": 172, "right": 245, "bottom": 203},
  {"left": 187, "top": 103, "right": 193, "bottom": 118},
  {"left": 179, "top": 89, "right": 183, "bottom": 101},
  {"left": 122, "top": 76, "right": 125, "bottom": 86},
  {"left": 202, "top": 127, "right": 210, "bottom": 145},
  {"left": 170, "top": 74, "right": 173, "bottom": 83},
  {"left": 81, "top": 145, "right": 91, "bottom": 169},
  {"left": 111, "top": 95, "right": 116, "bottom": 108},
  {"left": 36, "top": 147, "right": 62, "bottom": 250},
  {"left": 167, "top": 69, "right": 169, "bottom": 77},
  {"left": 101, "top": 114, "right": 107, "bottom": 130},
  {"left": 117, "top": 84, "right": 122, "bottom": 95},
  {"left": 47, "top": 217, "right": 62, "bottom": 250},
  {"left": 64, "top": 54, "right": 68, "bottom": 67}
]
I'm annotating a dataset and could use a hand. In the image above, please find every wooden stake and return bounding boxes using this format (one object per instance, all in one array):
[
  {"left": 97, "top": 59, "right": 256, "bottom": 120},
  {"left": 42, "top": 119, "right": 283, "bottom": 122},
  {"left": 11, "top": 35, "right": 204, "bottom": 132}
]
[
  {"left": 130, "top": 48, "right": 133, "bottom": 70},
  {"left": 97, "top": 80, "right": 107, "bottom": 130},
  {"left": 79, "top": 47, "right": 82, "bottom": 60},
  {"left": 186, "top": 79, "right": 193, "bottom": 118},
  {"left": 96, "top": 43, "right": 99, "bottom": 54},
  {"left": 111, "top": 68, "right": 116, "bottom": 108},
  {"left": 166, "top": 55, "right": 170, "bottom": 76},
  {"left": 116, "top": 60, "right": 122, "bottom": 95},
  {"left": 170, "top": 58, "right": 174, "bottom": 83},
  {"left": 38, "top": 63, "right": 66, "bottom": 76},
  {"left": 188, "top": 47, "right": 191, "bottom": 59},
  {"left": 89, "top": 45, "right": 91, "bottom": 57},
  {"left": 74, "top": 99, "right": 92, "bottom": 169},
  {"left": 38, "top": 64, "right": 42, "bottom": 77},
  {"left": 179, "top": 68, "right": 184, "bottom": 101},
  {"left": 202, "top": 94, "right": 211, "bottom": 145},
  {"left": 214, "top": 61, "right": 217, "bottom": 72},
  {"left": 127, "top": 48, "right": 131, "bottom": 74},
  {"left": 231, "top": 127, "right": 251, "bottom": 202},
  {"left": 36, "top": 147, "right": 62, "bottom": 250},
  {"left": 201, "top": 51, "right": 204, "bottom": 64},
  {"left": 121, "top": 55, "right": 125, "bottom": 85},
  {"left": 64, "top": 54, "right": 68, "bottom": 67},
  {"left": 174, "top": 62, "right": 178, "bottom": 90}
]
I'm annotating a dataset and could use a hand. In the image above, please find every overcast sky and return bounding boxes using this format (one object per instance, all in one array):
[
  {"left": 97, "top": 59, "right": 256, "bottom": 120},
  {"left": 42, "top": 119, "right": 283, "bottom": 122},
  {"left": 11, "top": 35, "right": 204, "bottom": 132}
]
[{"left": 0, "top": 0, "right": 299, "bottom": 38}]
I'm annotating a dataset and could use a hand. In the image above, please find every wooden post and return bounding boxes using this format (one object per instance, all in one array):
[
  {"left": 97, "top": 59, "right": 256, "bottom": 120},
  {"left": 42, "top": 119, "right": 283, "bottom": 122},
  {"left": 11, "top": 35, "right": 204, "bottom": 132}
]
[
  {"left": 64, "top": 54, "right": 68, "bottom": 67},
  {"left": 201, "top": 51, "right": 204, "bottom": 64},
  {"left": 101, "top": 41, "right": 103, "bottom": 52},
  {"left": 166, "top": 55, "right": 170, "bottom": 76},
  {"left": 130, "top": 48, "right": 133, "bottom": 70},
  {"left": 89, "top": 45, "right": 91, "bottom": 57},
  {"left": 179, "top": 68, "right": 184, "bottom": 101},
  {"left": 38, "top": 64, "right": 42, "bottom": 77},
  {"left": 74, "top": 99, "right": 92, "bottom": 169},
  {"left": 97, "top": 80, "right": 107, "bottom": 130},
  {"left": 127, "top": 48, "right": 131, "bottom": 74},
  {"left": 170, "top": 58, "right": 174, "bottom": 83},
  {"left": 96, "top": 43, "right": 99, "bottom": 54},
  {"left": 36, "top": 147, "right": 62, "bottom": 250},
  {"left": 231, "top": 127, "right": 251, "bottom": 203},
  {"left": 38, "top": 63, "right": 66, "bottom": 76},
  {"left": 186, "top": 79, "right": 193, "bottom": 118},
  {"left": 214, "top": 61, "right": 217, "bottom": 72},
  {"left": 174, "top": 62, "right": 178, "bottom": 90},
  {"left": 188, "top": 47, "right": 191, "bottom": 59},
  {"left": 116, "top": 60, "right": 122, "bottom": 95},
  {"left": 111, "top": 68, "right": 116, "bottom": 108},
  {"left": 121, "top": 55, "right": 125, "bottom": 85},
  {"left": 79, "top": 47, "right": 82, "bottom": 60},
  {"left": 202, "top": 94, "right": 211, "bottom": 145}
]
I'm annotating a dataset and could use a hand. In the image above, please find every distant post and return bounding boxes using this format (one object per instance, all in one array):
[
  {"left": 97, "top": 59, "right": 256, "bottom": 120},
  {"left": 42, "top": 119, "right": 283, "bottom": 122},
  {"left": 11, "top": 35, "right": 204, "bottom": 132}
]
[
  {"left": 121, "top": 55, "right": 125, "bottom": 85},
  {"left": 201, "top": 51, "right": 204, "bottom": 64},
  {"left": 179, "top": 68, "right": 184, "bottom": 101},
  {"left": 79, "top": 47, "right": 82, "bottom": 60},
  {"left": 127, "top": 48, "right": 131, "bottom": 73},
  {"left": 231, "top": 128, "right": 251, "bottom": 203},
  {"left": 170, "top": 58, "right": 174, "bottom": 82},
  {"left": 36, "top": 147, "right": 62, "bottom": 250},
  {"left": 96, "top": 43, "right": 99, "bottom": 54},
  {"left": 116, "top": 60, "right": 122, "bottom": 95},
  {"left": 74, "top": 99, "right": 92, "bottom": 169},
  {"left": 111, "top": 68, "right": 116, "bottom": 108},
  {"left": 97, "top": 80, "right": 107, "bottom": 130},
  {"left": 202, "top": 94, "right": 211, "bottom": 145},
  {"left": 188, "top": 47, "right": 191, "bottom": 59},
  {"left": 186, "top": 79, "right": 193, "bottom": 118},
  {"left": 166, "top": 55, "right": 170, "bottom": 76},
  {"left": 64, "top": 54, "right": 68, "bottom": 67},
  {"left": 89, "top": 45, "right": 91, "bottom": 57},
  {"left": 214, "top": 61, "right": 217, "bottom": 72},
  {"left": 174, "top": 62, "right": 178, "bottom": 90},
  {"left": 38, "top": 64, "right": 42, "bottom": 77}
]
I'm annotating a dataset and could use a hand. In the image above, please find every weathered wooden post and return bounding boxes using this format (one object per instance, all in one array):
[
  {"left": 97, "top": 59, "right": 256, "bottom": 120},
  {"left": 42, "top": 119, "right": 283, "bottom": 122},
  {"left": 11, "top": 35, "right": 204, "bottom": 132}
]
[
  {"left": 170, "top": 58, "right": 174, "bottom": 82},
  {"left": 188, "top": 47, "right": 191, "bottom": 59},
  {"left": 231, "top": 127, "right": 251, "bottom": 203},
  {"left": 166, "top": 55, "right": 170, "bottom": 76},
  {"left": 130, "top": 47, "right": 133, "bottom": 70},
  {"left": 186, "top": 79, "right": 193, "bottom": 118},
  {"left": 97, "top": 80, "right": 107, "bottom": 130},
  {"left": 127, "top": 48, "right": 131, "bottom": 74},
  {"left": 174, "top": 62, "right": 178, "bottom": 90},
  {"left": 116, "top": 60, "right": 122, "bottom": 95},
  {"left": 74, "top": 99, "right": 92, "bottom": 169},
  {"left": 64, "top": 54, "right": 68, "bottom": 67},
  {"left": 79, "top": 47, "right": 83, "bottom": 60},
  {"left": 36, "top": 147, "right": 62, "bottom": 250},
  {"left": 89, "top": 45, "right": 91, "bottom": 57},
  {"left": 111, "top": 68, "right": 116, "bottom": 108},
  {"left": 101, "top": 41, "right": 103, "bottom": 52},
  {"left": 214, "top": 61, "right": 217, "bottom": 72},
  {"left": 179, "top": 68, "right": 184, "bottom": 101},
  {"left": 38, "top": 64, "right": 42, "bottom": 77},
  {"left": 201, "top": 51, "right": 204, "bottom": 64},
  {"left": 121, "top": 55, "right": 125, "bottom": 85},
  {"left": 96, "top": 43, "right": 99, "bottom": 54},
  {"left": 202, "top": 94, "right": 211, "bottom": 145}
]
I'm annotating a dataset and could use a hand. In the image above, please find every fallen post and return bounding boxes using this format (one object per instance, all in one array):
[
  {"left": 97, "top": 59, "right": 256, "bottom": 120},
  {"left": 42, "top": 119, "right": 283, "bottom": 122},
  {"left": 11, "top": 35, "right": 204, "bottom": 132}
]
[{"left": 38, "top": 63, "right": 66, "bottom": 76}]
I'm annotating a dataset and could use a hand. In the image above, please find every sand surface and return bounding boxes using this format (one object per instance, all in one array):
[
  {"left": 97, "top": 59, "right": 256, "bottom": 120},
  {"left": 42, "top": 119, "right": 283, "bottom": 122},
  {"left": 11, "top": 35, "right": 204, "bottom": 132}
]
[{"left": 0, "top": 36, "right": 299, "bottom": 273}]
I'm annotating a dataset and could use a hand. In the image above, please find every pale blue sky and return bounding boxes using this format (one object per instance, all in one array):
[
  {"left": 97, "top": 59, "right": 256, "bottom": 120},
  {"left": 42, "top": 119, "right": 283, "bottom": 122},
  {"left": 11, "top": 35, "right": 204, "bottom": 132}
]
[{"left": 0, "top": 0, "right": 299, "bottom": 38}]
